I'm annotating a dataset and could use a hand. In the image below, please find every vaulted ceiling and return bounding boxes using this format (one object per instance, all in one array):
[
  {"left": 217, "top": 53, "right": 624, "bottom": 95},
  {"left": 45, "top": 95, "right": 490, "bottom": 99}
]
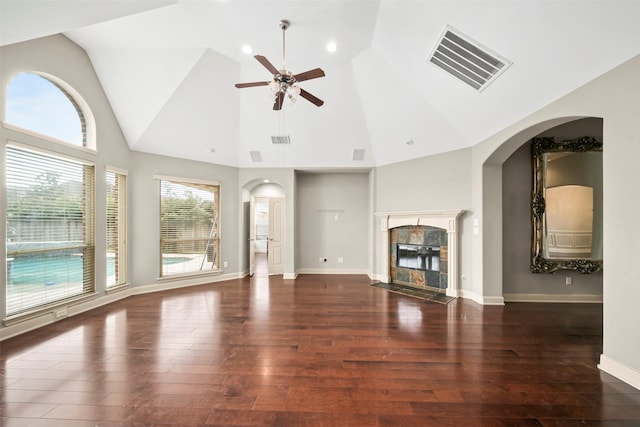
[{"left": 2, "top": 1, "right": 640, "bottom": 168}]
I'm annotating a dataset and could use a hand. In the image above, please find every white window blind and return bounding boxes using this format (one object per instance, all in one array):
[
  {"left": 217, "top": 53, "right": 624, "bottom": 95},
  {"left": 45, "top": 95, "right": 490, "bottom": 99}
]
[
  {"left": 6, "top": 145, "right": 95, "bottom": 316},
  {"left": 159, "top": 179, "right": 219, "bottom": 277},
  {"left": 106, "top": 169, "right": 126, "bottom": 287}
]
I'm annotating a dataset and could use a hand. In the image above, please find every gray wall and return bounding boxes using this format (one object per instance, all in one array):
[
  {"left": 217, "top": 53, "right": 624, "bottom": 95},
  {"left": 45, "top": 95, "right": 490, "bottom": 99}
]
[
  {"left": 295, "top": 172, "right": 369, "bottom": 272},
  {"left": 374, "top": 148, "right": 473, "bottom": 286},
  {"left": 502, "top": 117, "right": 603, "bottom": 298},
  {"left": 128, "top": 151, "right": 239, "bottom": 286}
]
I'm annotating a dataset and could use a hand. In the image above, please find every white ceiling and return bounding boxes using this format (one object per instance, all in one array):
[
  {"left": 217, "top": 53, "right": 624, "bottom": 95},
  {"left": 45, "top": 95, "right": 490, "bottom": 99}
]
[{"left": 2, "top": 0, "right": 640, "bottom": 168}]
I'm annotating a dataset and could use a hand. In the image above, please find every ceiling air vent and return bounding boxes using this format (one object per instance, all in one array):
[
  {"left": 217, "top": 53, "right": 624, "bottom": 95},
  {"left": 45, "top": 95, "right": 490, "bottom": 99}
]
[
  {"left": 249, "top": 150, "right": 263, "bottom": 162},
  {"left": 271, "top": 135, "right": 291, "bottom": 145},
  {"left": 428, "top": 26, "right": 511, "bottom": 91}
]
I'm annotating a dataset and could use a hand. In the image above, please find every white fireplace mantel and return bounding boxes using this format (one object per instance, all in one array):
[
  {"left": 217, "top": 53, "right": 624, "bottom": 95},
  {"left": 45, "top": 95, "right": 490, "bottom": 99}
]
[{"left": 374, "top": 209, "right": 465, "bottom": 297}]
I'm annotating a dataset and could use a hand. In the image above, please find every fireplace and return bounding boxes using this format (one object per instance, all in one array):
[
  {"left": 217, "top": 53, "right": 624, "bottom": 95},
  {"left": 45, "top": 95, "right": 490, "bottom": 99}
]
[
  {"left": 390, "top": 225, "right": 448, "bottom": 291},
  {"left": 374, "top": 210, "right": 464, "bottom": 297}
]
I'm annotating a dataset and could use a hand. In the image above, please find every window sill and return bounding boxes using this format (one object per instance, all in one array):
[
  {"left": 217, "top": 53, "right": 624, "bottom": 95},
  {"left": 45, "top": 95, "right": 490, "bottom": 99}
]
[
  {"left": 157, "top": 269, "right": 222, "bottom": 282},
  {"left": 106, "top": 283, "right": 130, "bottom": 295}
]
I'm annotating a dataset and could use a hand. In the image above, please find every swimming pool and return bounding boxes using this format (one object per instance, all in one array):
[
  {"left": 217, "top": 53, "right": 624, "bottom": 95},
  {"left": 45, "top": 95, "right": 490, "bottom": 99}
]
[{"left": 7, "top": 254, "right": 193, "bottom": 286}]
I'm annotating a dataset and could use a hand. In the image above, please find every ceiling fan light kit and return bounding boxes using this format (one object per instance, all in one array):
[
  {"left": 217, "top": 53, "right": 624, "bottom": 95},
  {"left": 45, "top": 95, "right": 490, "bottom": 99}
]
[{"left": 235, "top": 20, "right": 325, "bottom": 110}]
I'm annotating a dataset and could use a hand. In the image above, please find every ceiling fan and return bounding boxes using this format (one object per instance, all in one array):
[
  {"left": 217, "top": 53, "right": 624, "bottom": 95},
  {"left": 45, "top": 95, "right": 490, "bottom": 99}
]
[{"left": 235, "top": 20, "right": 325, "bottom": 110}]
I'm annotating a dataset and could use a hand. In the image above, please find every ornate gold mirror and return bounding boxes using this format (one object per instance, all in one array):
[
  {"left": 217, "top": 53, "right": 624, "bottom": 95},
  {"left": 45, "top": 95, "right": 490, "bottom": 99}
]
[{"left": 531, "top": 136, "right": 603, "bottom": 273}]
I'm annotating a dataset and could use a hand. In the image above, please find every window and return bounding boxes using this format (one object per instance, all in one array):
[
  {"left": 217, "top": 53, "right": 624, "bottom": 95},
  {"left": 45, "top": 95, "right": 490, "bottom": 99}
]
[
  {"left": 106, "top": 168, "right": 127, "bottom": 288},
  {"left": 6, "top": 145, "right": 95, "bottom": 316},
  {"left": 159, "top": 178, "right": 219, "bottom": 277},
  {"left": 5, "top": 72, "right": 94, "bottom": 149}
]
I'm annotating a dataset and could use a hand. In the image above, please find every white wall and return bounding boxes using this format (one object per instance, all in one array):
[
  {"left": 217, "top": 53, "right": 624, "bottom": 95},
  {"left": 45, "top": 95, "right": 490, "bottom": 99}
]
[{"left": 476, "top": 54, "right": 640, "bottom": 389}]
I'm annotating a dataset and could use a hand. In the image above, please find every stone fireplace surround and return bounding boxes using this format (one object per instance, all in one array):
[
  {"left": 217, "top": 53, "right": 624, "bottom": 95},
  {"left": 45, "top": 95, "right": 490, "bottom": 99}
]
[{"left": 374, "top": 210, "right": 465, "bottom": 298}]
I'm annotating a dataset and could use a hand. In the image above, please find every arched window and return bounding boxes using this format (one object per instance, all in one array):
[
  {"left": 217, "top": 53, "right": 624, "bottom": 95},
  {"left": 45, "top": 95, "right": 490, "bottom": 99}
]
[{"left": 5, "top": 72, "right": 95, "bottom": 149}]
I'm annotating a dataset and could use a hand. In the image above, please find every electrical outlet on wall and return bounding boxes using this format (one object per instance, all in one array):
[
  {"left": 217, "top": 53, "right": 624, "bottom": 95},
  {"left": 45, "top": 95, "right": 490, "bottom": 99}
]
[{"left": 565, "top": 276, "right": 572, "bottom": 285}]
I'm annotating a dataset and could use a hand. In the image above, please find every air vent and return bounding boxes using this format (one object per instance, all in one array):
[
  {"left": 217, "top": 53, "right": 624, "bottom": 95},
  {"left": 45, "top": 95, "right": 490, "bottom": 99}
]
[
  {"left": 352, "top": 148, "right": 365, "bottom": 161},
  {"left": 271, "top": 135, "right": 291, "bottom": 145},
  {"left": 428, "top": 26, "right": 511, "bottom": 91},
  {"left": 249, "top": 151, "right": 263, "bottom": 162}
]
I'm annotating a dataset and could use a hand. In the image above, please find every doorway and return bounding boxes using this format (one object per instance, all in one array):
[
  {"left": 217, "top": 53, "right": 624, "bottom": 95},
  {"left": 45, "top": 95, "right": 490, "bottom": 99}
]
[{"left": 249, "top": 195, "right": 284, "bottom": 276}]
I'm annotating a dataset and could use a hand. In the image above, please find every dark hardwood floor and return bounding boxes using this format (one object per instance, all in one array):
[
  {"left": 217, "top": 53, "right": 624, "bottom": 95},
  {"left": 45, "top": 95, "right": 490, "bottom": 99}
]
[{"left": 2, "top": 254, "right": 639, "bottom": 426}]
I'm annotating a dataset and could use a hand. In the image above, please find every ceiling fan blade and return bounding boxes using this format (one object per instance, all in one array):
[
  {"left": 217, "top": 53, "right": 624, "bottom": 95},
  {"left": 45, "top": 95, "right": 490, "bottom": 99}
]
[
  {"left": 299, "top": 88, "right": 324, "bottom": 107},
  {"left": 294, "top": 68, "right": 325, "bottom": 82},
  {"left": 255, "top": 55, "right": 280, "bottom": 75},
  {"left": 235, "top": 81, "right": 269, "bottom": 88},
  {"left": 273, "top": 92, "right": 285, "bottom": 110}
]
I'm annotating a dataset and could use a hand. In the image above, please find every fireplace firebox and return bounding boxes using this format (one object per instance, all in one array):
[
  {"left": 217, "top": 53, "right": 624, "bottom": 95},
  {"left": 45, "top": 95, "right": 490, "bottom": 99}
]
[{"left": 396, "top": 244, "right": 440, "bottom": 272}]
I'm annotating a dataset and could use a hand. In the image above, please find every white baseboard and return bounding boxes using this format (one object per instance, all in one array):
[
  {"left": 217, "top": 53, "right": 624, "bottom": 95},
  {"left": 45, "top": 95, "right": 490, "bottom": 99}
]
[
  {"left": 504, "top": 293, "right": 603, "bottom": 303},
  {"left": 599, "top": 354, "right": 640, "bottom": 391},
  {"left": 283, "top": 272, "right": 298, "bottom": 280},
  {"left": 459, "top": 289, "right": 505, "bottom": 305},
  {"left": 295, "top": 268, "right": 369, "bottom": 275}
]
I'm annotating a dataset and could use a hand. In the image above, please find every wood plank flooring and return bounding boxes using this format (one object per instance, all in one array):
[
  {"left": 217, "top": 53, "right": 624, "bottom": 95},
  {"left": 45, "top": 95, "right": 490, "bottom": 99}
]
[{"left": 2, "top": 257, "right": 640, "bottom": 426}]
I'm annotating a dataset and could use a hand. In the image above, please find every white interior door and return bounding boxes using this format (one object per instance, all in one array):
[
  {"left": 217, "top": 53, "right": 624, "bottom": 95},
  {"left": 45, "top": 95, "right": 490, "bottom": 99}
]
[
  {"left": 268, "top": 197, "right": 284, "bottom": 274},
  {"left": 249, "top": 196, "right": 256, "bottom": 276}
]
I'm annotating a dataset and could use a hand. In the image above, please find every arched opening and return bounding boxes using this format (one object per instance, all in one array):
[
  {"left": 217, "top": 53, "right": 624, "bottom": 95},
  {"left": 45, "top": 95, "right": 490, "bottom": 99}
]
[
  {"left": 482, "top": 116, "right": 603, "bottom": 300},
  {"left": 241, "top": 179, "right": 286, "bottom": 277}
]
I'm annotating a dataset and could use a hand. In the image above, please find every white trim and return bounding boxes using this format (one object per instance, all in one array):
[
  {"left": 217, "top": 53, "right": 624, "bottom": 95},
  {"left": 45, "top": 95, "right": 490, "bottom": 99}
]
[
  {"left": 599, "top": 354, "right": 640, "bottom": 391},
  {"left": 105, "top": 164, "right": 128, "bottom": 175},
  {"left": 374, "top": 209, "right": 465, "bottom": 295},
  {"left": 7, "top": 140, "right": 96, "bottom": 165},
  {"left": 3, "top": 123, "right": 97, "bottom": 154},
  {"left": 283, "top": 273, "right": 298, "bottom": 280},
  {"left": 153, "top": 174, "right": 220, "bottom": 187},
  {"left": 295, "top": 268, "right": 369, "bottom": 275},
  {"left": 504, "top": 293, "right": 603, "bottom": 303},
  {"left": 459, "top": 289, "right": 505, "bottom": 305}
]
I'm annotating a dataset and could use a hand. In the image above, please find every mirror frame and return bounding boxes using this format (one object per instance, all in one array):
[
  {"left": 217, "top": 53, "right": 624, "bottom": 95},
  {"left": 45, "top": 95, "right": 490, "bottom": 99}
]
[{"left": 531, "top": 136, "right": 603, "bottom": 274}]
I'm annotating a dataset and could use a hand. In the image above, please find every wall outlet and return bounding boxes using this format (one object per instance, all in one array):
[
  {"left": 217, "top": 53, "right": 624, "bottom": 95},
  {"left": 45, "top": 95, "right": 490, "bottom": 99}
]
[
  {"left": 338, "top": 257, "right": 344, "bottom": 263},
  {"left": 223, "top": 261, "right": 228, "bottom": 268},
  {"left": 565, "top": 276, "right": 572, "bottom": 285},
  {"left": 319, "top": 257, "right": 323, "bottom": 262}
]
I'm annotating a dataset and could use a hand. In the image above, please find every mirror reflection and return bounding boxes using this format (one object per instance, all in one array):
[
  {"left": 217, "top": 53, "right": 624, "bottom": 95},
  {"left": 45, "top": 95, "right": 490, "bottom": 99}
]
[{"left": 531, "top": 136, "right": 603, "bottom": 273}]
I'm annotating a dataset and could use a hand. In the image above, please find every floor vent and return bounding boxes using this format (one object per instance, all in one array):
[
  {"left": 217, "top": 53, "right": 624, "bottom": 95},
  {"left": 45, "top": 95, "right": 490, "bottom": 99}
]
[
  {"left": 428, "top": 26, "right": 511, "bottom": 91},
  {"left": 271, "top": 135, "right": 291, "bottom": 145}
]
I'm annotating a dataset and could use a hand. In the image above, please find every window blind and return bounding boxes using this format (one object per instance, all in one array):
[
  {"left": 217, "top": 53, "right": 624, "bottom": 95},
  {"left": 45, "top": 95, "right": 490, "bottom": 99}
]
[
  {"left": 6, "top": 145, "right": 95, "bottom": 316},
  {"left": 106, "top": 169, "right": 126, "bottom": 287},
  {"left": 159, "top": 179, "right": 219, "bottom": 277}
]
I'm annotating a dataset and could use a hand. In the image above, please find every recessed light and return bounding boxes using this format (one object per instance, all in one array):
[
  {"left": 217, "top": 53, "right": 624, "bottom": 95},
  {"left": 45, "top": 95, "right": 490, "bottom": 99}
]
[
  {"left": 242, "top": 45, "right": 253, "bottom": 55},
  {"left": 327, "top": 42, "right": 337, "bottom": 53}
]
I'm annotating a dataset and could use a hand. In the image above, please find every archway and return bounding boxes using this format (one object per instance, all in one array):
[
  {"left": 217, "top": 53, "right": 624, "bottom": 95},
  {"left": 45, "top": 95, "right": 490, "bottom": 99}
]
[
  {"left": 481, "top": 116, "right": 602, "bottom": 300},
  {"left": 241, "top": 179, "right": 285, "bottom": 276}
]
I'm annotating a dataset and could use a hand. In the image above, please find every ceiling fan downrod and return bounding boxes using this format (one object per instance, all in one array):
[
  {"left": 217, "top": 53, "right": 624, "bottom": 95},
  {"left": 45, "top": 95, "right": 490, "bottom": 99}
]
[{"left": 279, "top": 20, "right": 289, "bottom": 71}]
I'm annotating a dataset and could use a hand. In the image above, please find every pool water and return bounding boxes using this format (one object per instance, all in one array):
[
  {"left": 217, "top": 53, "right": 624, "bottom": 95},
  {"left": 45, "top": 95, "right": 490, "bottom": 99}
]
[{"left": 8, "top": 255, "right": 193, "bottom": 285}]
